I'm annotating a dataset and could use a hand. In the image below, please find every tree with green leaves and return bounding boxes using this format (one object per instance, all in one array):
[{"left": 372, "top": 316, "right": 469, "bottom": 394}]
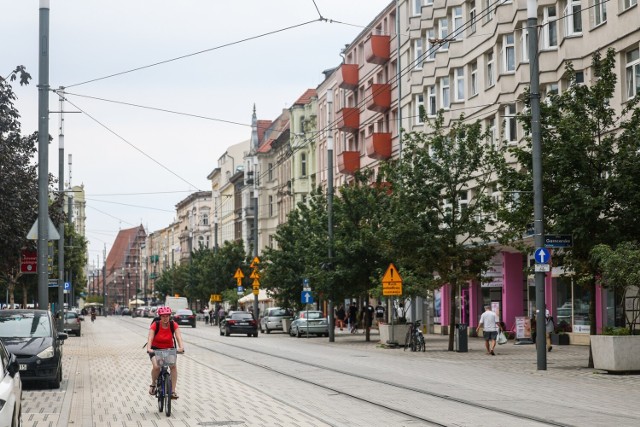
[
  {"left": 382, "top": 111, "right": 508, "bottom": 351},
  {"left": 501, "top": 49, "right": 640, "bottom": 352},
  {"left": 0, "top": 66, "right": 38, "bottom": 305},
  {"left": 590, "top": 242, "right": 640, "bottom": 333}
]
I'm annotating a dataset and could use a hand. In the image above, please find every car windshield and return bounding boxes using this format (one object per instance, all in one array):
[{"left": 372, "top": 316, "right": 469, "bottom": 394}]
[
  {"left": 0, "top": 312, "right": 52, "bottom": 338},
  {"left": 176, "top": 310, "right": 192, "bottom": 315},
  {"left": 65, "top": 312, "right": 78, "bottom": 319},
  {"left": 270, "top": 309, "right": 291, "bottom": 317},
  {"left": 231, "top": 313, "right": 253, "bottom": 320}
]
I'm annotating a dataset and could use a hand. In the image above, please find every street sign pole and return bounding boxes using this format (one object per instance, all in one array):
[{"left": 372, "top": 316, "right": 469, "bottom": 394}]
[{"left": 529, "top": 0, "right": 547, "bottom": 370}]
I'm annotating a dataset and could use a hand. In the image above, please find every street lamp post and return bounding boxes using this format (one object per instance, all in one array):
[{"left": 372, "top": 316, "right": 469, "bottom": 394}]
[{"left": 528, "top": 0, "right": 547, "bottom": 370}]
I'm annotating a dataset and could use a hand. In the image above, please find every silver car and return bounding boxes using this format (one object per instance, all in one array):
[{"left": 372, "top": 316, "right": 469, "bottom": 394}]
[
  {"left": 289, "top": 310, "right": 329, "bottom": 337},
  {"left": 259, "top": 307, "right": 293, "bottom": 334}
]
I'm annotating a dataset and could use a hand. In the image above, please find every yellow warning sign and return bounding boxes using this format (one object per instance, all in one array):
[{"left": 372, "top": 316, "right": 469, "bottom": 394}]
[
  {"left": 234, "top": 268, "right": 244, "bottom": 279},
  {"left": 382, "top": 263, "right": 403, "bottom": 296}
]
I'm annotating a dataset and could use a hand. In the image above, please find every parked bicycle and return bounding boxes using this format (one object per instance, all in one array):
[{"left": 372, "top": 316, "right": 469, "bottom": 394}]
[
  {"left": 404, "top": 320, "right": 426, "bottom": 352},
  {"left": 151, "top": 348, "right": 181, "bottom": 416}
]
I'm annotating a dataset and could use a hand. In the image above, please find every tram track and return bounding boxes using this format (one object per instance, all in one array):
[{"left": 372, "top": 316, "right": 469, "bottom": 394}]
[{"left": 124, "top": 318, "right": 571, "bottom": 427}]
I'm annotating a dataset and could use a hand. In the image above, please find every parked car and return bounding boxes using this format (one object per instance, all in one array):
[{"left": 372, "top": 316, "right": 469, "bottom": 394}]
[
  {"left": 289, "top": 310, "right": 329, "bottom": 337},
  {"left": 0, "top": 309, "right": 68, "bottom": 388},
  {"left": 121, "top": 308, "right": 131, "bottom": 316},
  {"left": 220, "top": 311, "right": 258, "bottom": 337},
  {"left": 259, "top": 307, "right": 293, "bottom": 334},
  {"left": 173, "top": 309, "right": 196, "bottom": 328},
  {"left": 0, "top": 340, "right": 21, "bottom": 427},
  {"left": 63, "top": 311, "right": 82, "bottom": 336}
]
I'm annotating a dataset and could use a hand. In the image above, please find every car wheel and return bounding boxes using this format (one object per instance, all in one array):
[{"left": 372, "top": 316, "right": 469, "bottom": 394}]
[
  {"left": 220, "top": 328, "right": 225, "bottom": 336},
  {"left": 266, "top": 327, "right": 271, "bottom": 334},
  {"left": 253, "top": 332, "right": 258, "bottom": 337},
  {"left": 192, "top": 323, "right": 196, "bottom": 328},
  {"left": 296, "top": 328, "right": 302, "bottom": 338},
  {"left": 50, "top": 367, "right": 61, "bottom": 389}
]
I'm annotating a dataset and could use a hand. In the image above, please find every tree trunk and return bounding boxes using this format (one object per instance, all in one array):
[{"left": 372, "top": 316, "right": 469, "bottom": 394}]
[{"left": 448, "top": 283, "right": 456, "bottom": 351}]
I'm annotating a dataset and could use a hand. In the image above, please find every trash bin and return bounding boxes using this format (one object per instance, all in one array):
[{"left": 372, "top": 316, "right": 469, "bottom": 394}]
[{"left": 455, "top": 323, "right": 468, "bottom": 352}]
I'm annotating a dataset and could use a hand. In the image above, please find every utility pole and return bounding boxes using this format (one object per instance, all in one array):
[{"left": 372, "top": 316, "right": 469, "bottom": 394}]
[
  {"left": 253, "top": 157, "right": 259, "bottom": 319},
  {"left": 528, "top": 0, "right": 547, "bottom": 370},
  {"left": 56, "top": 87, "right": 65, "bottom": 330},
  {"left": 36, "top": 0, "right": 50, "bottom": 310},
  {"left": 103, "top": 244, "right": 107, "bottom": 316},
  {"left": 327, "top": 89, "right": 335, "bottom": 342}
]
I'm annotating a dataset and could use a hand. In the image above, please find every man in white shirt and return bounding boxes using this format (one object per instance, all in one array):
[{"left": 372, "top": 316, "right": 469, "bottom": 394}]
[{"left": 477, "top": 305, "right": 500, "bottom": 355}]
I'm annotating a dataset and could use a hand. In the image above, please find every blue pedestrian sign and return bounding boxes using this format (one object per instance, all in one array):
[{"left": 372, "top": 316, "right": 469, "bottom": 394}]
[
  {"left": 534, "top": 247, "right": 551, "bottom": 264},
  {"left": 301, "top": 291, "right": 314, "bottom": 304}
]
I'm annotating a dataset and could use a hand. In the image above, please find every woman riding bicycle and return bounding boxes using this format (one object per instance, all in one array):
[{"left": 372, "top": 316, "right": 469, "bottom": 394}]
[{"left": 146, "top": 306, "right": 184, "bottom": 399}]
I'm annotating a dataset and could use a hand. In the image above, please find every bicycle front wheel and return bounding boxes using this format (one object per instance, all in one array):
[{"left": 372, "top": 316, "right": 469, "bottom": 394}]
[
  {"left": 157, "top": 376, "right": 164, "bottom": 413},
  {"left": 165, "top": 374, "right": 172, "bottom": 416}
]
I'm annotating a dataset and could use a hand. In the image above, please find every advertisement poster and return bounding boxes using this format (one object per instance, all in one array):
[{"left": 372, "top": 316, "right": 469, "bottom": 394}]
[{"left": 515, "top": 316, "right": 532, "bottom": 339}]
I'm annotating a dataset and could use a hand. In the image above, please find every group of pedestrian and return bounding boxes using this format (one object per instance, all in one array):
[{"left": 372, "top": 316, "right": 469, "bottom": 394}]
[{"left": 333, "top": 300, "right": 385, "bottom": 333}]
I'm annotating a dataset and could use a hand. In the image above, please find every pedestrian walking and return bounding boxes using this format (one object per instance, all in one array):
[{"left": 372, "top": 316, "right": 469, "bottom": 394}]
[
  {"left": 545, "top": 309, "right": 555, "bottom": 352},
  {"left": 335, "top": 305, "right": 345, "bottom": 330},
  {"left": 203, "top": 307, "right": 210, "bottom": 325},
  {"left": 348, "top": 302, "right": 358, "bottom": 333},
  {"left": 375, "top": 301, "right": 385, "bottom": 327},
  {"left": 476, "top": 305, "right": 500, "bottom": 356}
]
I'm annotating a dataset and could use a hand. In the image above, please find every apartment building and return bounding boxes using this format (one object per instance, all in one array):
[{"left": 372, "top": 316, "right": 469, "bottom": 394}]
[
  {"left": 144, "top": 222, "right": 179, "bottom": 302},
  {"left": 175, "top": 191, "right": 212, "bottom": 263},
  {"left": 399, "top": 0, "right": 640, "bottom": 339}
]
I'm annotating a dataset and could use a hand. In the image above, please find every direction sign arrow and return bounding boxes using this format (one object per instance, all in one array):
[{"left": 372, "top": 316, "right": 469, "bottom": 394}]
[
  {"left": 301, "top": 291, "right": 314, "bottom": 304},
  {"left": 534, "top": 247, "right": 551, "bottom": 264}
]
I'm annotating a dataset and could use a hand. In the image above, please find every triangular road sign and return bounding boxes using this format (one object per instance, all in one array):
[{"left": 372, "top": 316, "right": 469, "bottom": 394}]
[
  {"left": 27, "top": 218, "right": 61, "bottom": 240},
  {"left": 233, "top": 268, "right": 244, "bottom": 279},
  {"left": 382, "top": 263, "right": 402, "bottom": 284}
]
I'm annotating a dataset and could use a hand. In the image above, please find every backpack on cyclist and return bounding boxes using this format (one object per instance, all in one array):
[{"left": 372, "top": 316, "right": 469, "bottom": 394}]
[{"left": 142, "top": 317, "right": 177, "bottom": 348}]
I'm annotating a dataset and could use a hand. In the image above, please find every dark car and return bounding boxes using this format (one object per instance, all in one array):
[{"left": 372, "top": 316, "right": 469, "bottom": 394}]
[
  {"left": 220, "top": 311, "right": 258, "bottom": 337},
  {"left": 0, "top": 310, "right": 68, "bottom": 388},
  {"left": 63, "top": 311, "right": 82, "bottom": 336},
  {"left": 173, "top": 309, "right": 196, "bottom": 328}
]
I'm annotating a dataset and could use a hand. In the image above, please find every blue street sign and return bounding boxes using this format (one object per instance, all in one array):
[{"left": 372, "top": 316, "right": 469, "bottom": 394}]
[
  {"left": 64, "top": 282, "right": 71, "bottom": 290},
  {"left": 237, "top": 286, "right": 244, "bottom": 294},
  {"left": 303, "top": 278, "right": 309, "bottom": 286},
  {"left": 301, "top": 291, "right": 314, "bottom": 304},
  {"left": 534, "top": 247, "right": 551, "bottom": 264}
]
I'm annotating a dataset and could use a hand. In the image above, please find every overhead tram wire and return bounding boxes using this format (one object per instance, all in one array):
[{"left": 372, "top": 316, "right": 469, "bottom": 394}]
[
  {"left": 59, "top": 95, "right": 203, "bottom": 192},
  {"left": 84, "top": 198, "right": 176, "bottom": 213},
  {"left": 58, "top": 2, "right": 514, "bottom": 193},
  {"left": 63, "top": 19, "right": 321, "bottom": 89}
]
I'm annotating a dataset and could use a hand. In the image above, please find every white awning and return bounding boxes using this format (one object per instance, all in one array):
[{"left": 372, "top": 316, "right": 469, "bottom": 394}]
[{"left": 238, "top": 289, "right": 271, "bottom": 303}]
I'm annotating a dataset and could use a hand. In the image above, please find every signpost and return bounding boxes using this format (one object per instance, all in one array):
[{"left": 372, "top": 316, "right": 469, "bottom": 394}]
[
  {"left": 381, "top": 264, "right": 403, "bottom": 346},
  {"left": 544, "top": 234, "right": 572, "bottom": 248}
]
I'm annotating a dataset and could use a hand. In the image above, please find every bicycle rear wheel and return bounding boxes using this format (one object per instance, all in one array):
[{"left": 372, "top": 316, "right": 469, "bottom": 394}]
[
  {"left": 157, "top": 375, "right": 164, "bottom": 412},
  {"left": 165, "top": 374, "right": 172, "bottom": 416}
]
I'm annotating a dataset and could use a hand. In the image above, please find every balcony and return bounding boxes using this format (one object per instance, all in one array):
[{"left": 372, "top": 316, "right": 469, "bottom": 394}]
[
  {"left": 337, "top": 151, "right": 360, "bottom": 175},
  {"left": 365, "top": 35, "right": 390, "bottom": 65},
  {"left": 336, "top": 108, "right": 360, "bottom": 133},
  {"left": 365, "top": 132, "right": 392, "bottom": 160},
  {"left": 366, "top": 83, "right": 391, "bottom": 113},
  {"left": 336, "top": 64, "right": 359, "bottom": 90}
]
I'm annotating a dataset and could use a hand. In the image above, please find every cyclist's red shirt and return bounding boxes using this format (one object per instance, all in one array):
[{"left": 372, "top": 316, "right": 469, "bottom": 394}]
[{"left": 150, "top": 320, "right": 178, "bottom": 349}]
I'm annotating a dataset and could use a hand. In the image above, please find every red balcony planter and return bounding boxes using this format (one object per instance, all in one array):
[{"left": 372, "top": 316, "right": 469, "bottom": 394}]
[
  {"left": 336, "top": 108, "right": 360, "bottom": 133},
  {"left": 365, "top": 132, "right": 392, "bottom": 160},
  {"left": 365, "top": 35, "right": 390, "bottom": 65},
  {"left": 366, "top": 84, "right": 391, "bottom": 113},
  {"left": 337, "top": 151, "right": 360, "bottom": 175},
  {"left": 336, "top": 64, "right": 359, "bottom": 90}
]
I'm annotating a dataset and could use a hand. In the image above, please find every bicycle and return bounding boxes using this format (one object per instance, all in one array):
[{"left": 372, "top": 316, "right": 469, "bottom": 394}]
[
  {"left": 404, "top": 320, "right": 426, "bottom": 352},
  {"left": 151, "top": 348, "right": 179, "bottom": 417}
]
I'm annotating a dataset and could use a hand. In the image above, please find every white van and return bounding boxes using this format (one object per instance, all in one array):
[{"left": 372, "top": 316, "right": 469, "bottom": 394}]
[{"left": 164, "top": 296, "right": 188, "bottom": 313}]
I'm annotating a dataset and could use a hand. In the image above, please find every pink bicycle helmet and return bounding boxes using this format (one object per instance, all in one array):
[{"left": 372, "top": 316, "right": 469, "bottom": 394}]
[{"left": 157, "top": 306, "right": 172, "bottom": 316}]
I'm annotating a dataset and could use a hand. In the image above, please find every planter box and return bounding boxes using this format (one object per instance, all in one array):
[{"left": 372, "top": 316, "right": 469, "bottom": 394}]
[
  {"left": 379, "top": 324, "right": 410, "bottom": 345},
  {"left": 591, "top": 335, "right": 640, "bottom": 372},
  {"left": 551, "top": 333, "right": 570, "bottom": 345}
]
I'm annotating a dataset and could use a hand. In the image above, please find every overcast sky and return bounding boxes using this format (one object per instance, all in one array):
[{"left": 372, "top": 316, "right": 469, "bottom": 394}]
[{"left": 1, "top": 0, "right": 392, "bottom": 266}]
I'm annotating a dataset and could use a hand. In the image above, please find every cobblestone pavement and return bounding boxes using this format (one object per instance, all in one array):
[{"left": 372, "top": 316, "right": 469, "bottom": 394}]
[{"left": 20, "top": 317, "right": 640, "bottom": 427}]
